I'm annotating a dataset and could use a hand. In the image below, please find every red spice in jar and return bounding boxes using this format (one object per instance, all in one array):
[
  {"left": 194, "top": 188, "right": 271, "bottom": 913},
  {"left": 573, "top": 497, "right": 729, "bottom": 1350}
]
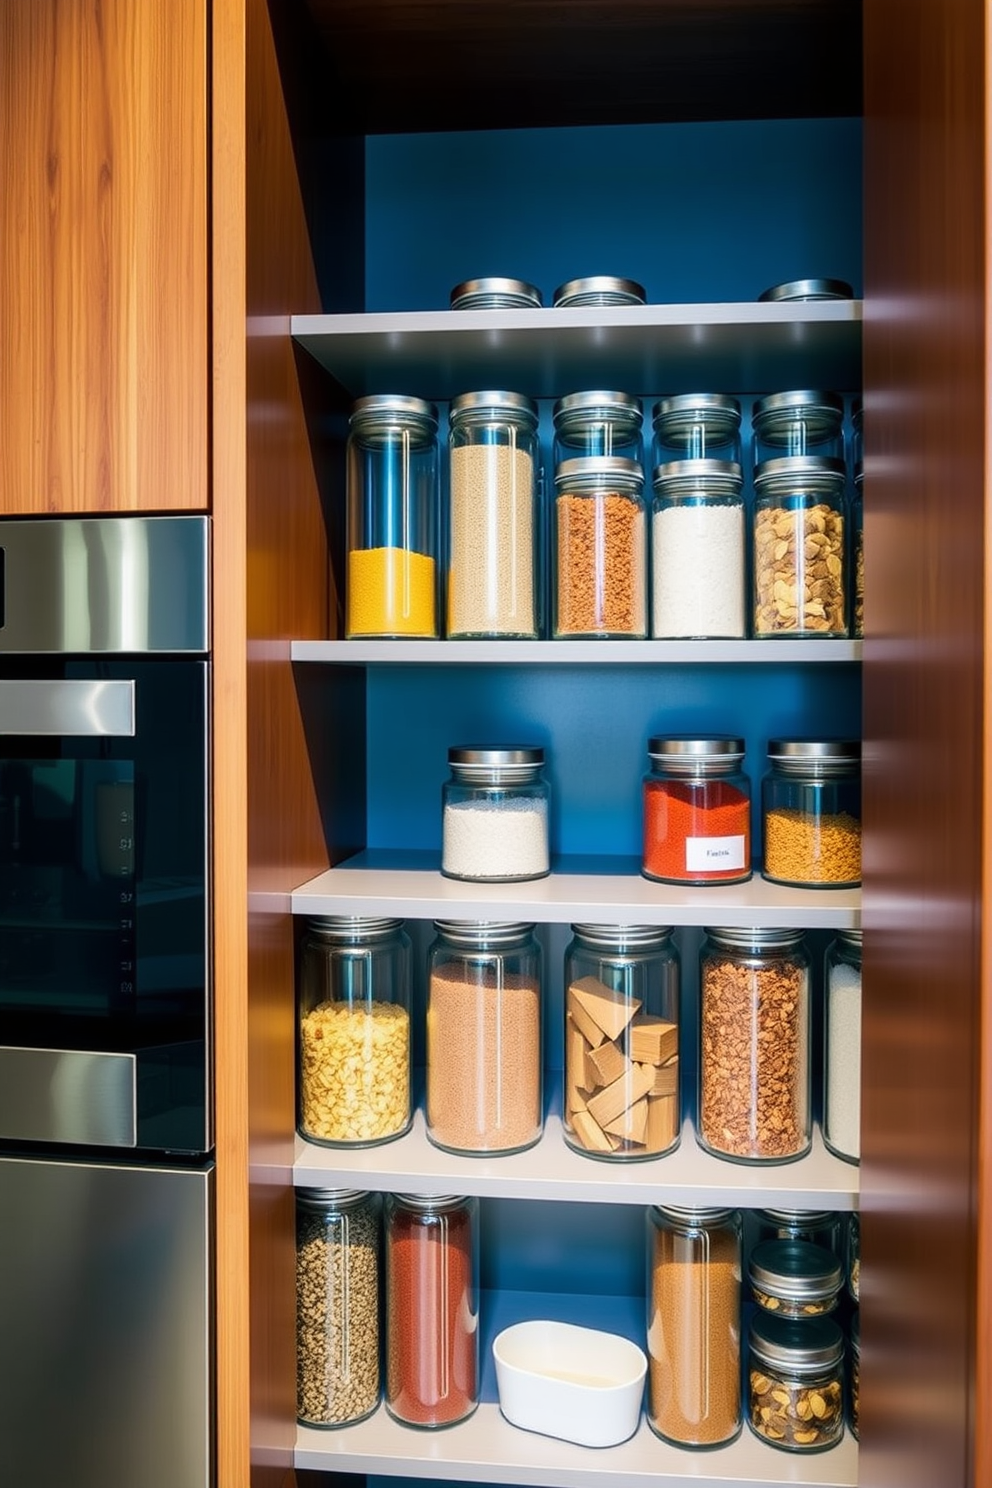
[
  {"left": 385, "top": 1194, "right": 478, "bottom": 1428},
  {"left": 643, "top": 778, "right": 751, "bottom": 883}
]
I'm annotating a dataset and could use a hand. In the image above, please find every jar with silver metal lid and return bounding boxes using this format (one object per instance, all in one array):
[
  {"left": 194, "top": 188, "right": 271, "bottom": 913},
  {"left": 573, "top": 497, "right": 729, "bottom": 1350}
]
[
  {"left": 651, "top": 393, "right": 742, "bottom": 469},
  {"left": 552, "top": 390, "right": 643, "bottom": 467},
  {"left": 747, "top": 1313, "right": 845, "bottom": 1451},
  {"left": 752, "top": 389, "right": 846, "bottom": 466},
  {"left": 752, "top": 457, "right": 847, "bottom": 637},
  {"left": 346, "top": 394, "right": 440, "bottom": 638},
  {"left": 851, "top": 397, "right": 864, "bottom": 637},
  {"left": 297, "top": 916, "right": 412, "bottom": 1147},
  {"left": 761, "top": 740, "right": 861, "bottom": 887},
  {"left": 447, "top": 390, "right": 541, "bottom": 639},
  {"left": 755, "top": 1209, "right": 844, "bottom": 1259},
  {"left": 563, "top": 924, "right": 681, "bottom": 1160},
  {"left": 758, "top": 279, "right": 854, "bottom": 302},
  {"left": 441, "top": 745, "right": 550, "bottom": 882},
  {"left": 296, "top": 1187, "right": 382, "bottom": 1428},
  {"left": 646, "top": 1205, "right": 742, "bottom": 1447},
  {"left": 824, "top": 929, "right": 862, "bottom": 1162},
  {"left": 553, "top": 456, "right": 646, "bottom": 638},
  {"left": 748, "top": 1239, "right": 844, "bottom": 1320},
  {"left": 553, "top": 275, "right": 646, "bottom": 307},
  {"left": 698, "top": 927, "right": 811, "bottom": 1164},
  {"left": 651, "top": 460, "right": 746, "bottom": 639},
  {"left": 449, "top": 276, "right": 543, "bottom": 310},
  {"left": 426, "top": 921, "right": 542, "bottom": 1155},
  {"left": 642, "top": 737, "right": 751, "bottom": 885}
]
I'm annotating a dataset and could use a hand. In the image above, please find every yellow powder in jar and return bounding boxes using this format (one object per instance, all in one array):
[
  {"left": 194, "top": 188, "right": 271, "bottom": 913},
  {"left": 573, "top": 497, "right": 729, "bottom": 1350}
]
[{"left": 347, "top": 546, "right": 436, "bottom": 636}]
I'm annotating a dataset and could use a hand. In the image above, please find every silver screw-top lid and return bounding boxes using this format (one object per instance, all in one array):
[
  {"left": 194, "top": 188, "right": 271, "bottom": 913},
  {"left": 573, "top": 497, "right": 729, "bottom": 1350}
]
[
  {"left": 749, "top": 1239, "right": 844, "bottom": 1302},
  {"left": 752, "top": 389, "right": 845, "bottom": 443},
  {"left": 704, "top": 926, "right": 806, "bottom": 952},
  {"left": 554, "top": 455, "right": 644, "bottom": 493},
  {"left": 306, "top": 916, "right": 406, "bottom": 941},
  {"left": 450, "top": 276, "right": 543, "bottom": 310},
  {"left": 749, "top": 1312, "right": 845, "bottom": 1371},
  {"left": 758, "top": 278, "right": 854, "bottom": 302},
  {"left": 652, "top": 1205, "right": 737, "bottom": 1226},
  {"left": 449, "top": 389, "right": 539, "bottom": 427},
  {"left": 349, "top": 393, "right": 438, "bottom": 442},
  {"left": 767, "top": 739, "right": 861, "bottom": 777},
  {"left": 652, "top": 458, "right": 743, "bottom": 495},
  {"left": 433, "top": 920, "right": 537, "bottom": 946},
  {"left": 553, "top": 276, "right": 646, "bottom": 307},
  {"left": 653, "top": 392, "right": 742, "bottom": 444},
  {"left": 753, "top": 454, "right": 846, "bottom": 492},
  {"left": 571, "top": 923, "right": 675, "bottom": 948}
]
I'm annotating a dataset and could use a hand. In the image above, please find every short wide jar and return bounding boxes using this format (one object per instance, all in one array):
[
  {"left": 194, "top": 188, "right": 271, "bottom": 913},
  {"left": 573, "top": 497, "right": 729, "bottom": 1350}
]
[
  {"left": 747, "top": 1313, "right": 845, "bottom": 1452},
  {"left": 553, "top": 456, "right": 647, "bottom": 638},
  {"left": 762, "top": 739, "right": 862, "bottom": 887},
  {"left": 426, "top": 921, "right": 542, "bottom": 1155},
  {"left": 748, "top": 1239, "right": 844, "bottom": 1320},
  {"left": 642, "top": 737, "right": 751, "bottom": 885},
  {"left": 441, "top": 746, "right": 550, "bottom": 882}
]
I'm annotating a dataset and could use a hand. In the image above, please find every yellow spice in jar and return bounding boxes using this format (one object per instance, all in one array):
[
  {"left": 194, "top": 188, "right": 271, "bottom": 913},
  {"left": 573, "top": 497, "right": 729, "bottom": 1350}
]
[
  {"left": 347, "top": 545, "right": 436, "bottom": 636},
  {"left": 300, "top": 999, "right": 410, "bottom": 1143}
]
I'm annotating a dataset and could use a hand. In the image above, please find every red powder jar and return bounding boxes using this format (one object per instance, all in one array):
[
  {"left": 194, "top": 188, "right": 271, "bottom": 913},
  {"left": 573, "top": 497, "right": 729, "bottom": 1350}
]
[
  {"left": 384, "top": 1193, "right": 479, "bottom": 1429},
  {"left": 642, "top": 736, "right": 751, "bottom": 884}
]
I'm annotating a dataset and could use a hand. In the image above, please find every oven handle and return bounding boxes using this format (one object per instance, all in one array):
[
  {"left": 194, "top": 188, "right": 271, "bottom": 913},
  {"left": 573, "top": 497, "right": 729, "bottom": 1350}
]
[{"left": 0, "top": 679, "right": 135, "bottom": 736}]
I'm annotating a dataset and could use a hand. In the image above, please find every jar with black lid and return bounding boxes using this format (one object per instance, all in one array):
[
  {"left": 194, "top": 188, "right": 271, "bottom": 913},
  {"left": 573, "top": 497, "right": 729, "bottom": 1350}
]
[
  {"left": 297, "top": 917, "right": 412, "bottom": 1147},
  {"left": 563, "top": 924, "right": 680, "bottom": 1160},
  {"left": 755, "top": 1208, "right": 844, "bottom": 1259},
  {"left": 642, "top": 737, "right": 751, "bottom": 885},
  {"left": 698, "top": 927, "right": 811, "bottom": 1164},
  {"left": 752, "top": 456, "right": 847, "bottom": 637},
  {"left": 748, "top": 1239, "right": 844, "bottom": 1319},
  {"left": 441, "top": 746, "right": 550, "bottom": 882},
  {"left": 747, "top": 1313, "right": 845, "bottom": 1452},
  {"left": 824, "top": 929, "right": 862, "bottom": 1161},
  {"left": 651, "top": 392, "right": 742, "bottom": 469},
  {"left": 762, "top": 739, "right": 862, "bottom": 887},
  {"left": 426, "top": 921, "right": 542, "bottom": 1155},
  {"left": 449, "top": 277, "right": 542, "bottom": 310},
  {"left": 296, "top": 1188, "right": 382, "bottom": 1428},
  {"left": 553, "top": 456, "right": 647, "bottom": 638},
  {"left": 447, "top": 390, "right": 541, "bottom": 639},
  {"left": 346, "top": 394, "right": 440, "bottom": 638},
  {"left": 553, "top": 275, "right": 646, "bottom": 307},
  {"left": 651, "top": 460, "right": 746, "bottom": 639}
]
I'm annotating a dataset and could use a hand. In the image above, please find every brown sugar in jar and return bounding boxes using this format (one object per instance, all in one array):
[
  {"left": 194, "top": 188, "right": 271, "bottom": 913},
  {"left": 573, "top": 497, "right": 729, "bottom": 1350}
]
[{"left": 553, "top": 457, "right": 646, "bottom": 638}]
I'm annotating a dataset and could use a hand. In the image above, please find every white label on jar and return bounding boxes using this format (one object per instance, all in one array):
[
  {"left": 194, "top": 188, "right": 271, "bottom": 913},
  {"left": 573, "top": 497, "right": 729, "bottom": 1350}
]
[{"left": 685, "top": 834, "right": 746, "bottom": 872}]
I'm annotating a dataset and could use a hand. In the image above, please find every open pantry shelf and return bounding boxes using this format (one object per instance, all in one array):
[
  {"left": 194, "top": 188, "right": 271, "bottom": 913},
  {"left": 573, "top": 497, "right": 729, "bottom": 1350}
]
[
  {"left": 291, "top": 299, "right": 862, "bottom": 402},
  {"left": 292, "top": 639, "right": 863, "bottom": 666}
]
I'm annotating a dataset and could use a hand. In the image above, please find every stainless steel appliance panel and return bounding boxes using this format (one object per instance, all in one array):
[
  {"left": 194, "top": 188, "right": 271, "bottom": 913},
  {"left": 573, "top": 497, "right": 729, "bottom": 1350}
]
[
  {"left": 0, "top": 1154, "right": 212, "bottom": 1488},
  {"left": 0, "top": 1046, "right": 137, "bottom": 1146},
  {"left": 0, "top": 678, "right": 135, "bottom": 735}
]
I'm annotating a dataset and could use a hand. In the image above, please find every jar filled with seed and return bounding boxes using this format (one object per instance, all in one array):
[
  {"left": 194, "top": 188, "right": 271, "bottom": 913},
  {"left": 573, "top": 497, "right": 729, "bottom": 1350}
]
[
  {"left": 447, "top": 390, "right": 541, "bottom": 639},
  {"left": 296, "top": 1187, "right": 382, "bottom": 1427},
  {"left": 297, "top": 917, "right": 412, "bottom": 1147},
  {"left": 747, "top": 1313, "right": 845, "bottom": 1452},
  {"left": 426, "top": 921, "right": 543, "bottom": 1156},
  {"left": 748, "top": 1239, "right": 844, "bottom": 1320},
  {"left": 698, "top": 927, "right": 811, "bottom": 1164},
  {"left": 755, "top": 1208, "right": 844, "bottom": 1259},
  {"left": 651, "top": 460, "right": 746, "bottom": 639},
  {"left": 346, "top": 395, "right": 440, "bottom": 638},
  {"left": 848, "top": 1310, "right": 860, "bottom": 1440},
  {"left": 553, "top": 275, "right": 646, "bottom": 307},
  {"left": 752, "top": 457, "right": 847, "bottom": 637},
  {"left": 441, "top": 745, "right": 550, "bottom": 882},
  {"left": 851, "top": 397, "right": 864, "bottom": 638},
  {"left": 761, "top": 739, "right": 861, "bottom": 887},
  {"left": 553, "top": 457, "right": 647, "bottom": 638},
  {"left": 563, "top": 924, "right": 681, "bottom": 1160},
  {"left": 449, "top": 276, "right": 543, "bottom": 310}
]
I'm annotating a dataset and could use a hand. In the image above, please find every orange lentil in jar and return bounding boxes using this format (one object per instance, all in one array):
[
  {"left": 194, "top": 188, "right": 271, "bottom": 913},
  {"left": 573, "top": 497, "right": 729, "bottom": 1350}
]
[{"left": 554, "top": 458, "right": 646, "bottom": 637}]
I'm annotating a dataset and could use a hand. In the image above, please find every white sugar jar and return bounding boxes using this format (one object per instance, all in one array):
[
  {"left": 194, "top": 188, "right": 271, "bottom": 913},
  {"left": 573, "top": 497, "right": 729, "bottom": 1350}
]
[{"left": 441, "top": 746, "right": 550, "bottom": 882}]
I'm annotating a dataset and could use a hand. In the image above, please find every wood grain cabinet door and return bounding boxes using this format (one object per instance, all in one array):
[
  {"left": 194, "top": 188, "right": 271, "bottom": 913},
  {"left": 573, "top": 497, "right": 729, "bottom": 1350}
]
[{"left": 0, "top": 0, "right": 208, "bottom": 514}]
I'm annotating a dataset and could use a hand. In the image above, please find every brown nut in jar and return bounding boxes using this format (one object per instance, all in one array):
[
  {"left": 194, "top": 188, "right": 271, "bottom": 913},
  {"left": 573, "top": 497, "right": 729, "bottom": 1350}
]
[{"left": 747, "top": 1313, "right": 845, "bottom": 1453}]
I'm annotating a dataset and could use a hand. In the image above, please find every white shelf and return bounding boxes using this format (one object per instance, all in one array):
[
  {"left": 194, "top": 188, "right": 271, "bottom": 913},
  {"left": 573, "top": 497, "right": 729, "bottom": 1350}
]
[
  {"left": 292, "top": 638, "right": 863, "bottom": 665},
  {"left": 292, "top": 855, "right": 861, "bottom": 930},
  {"left": 291, "top": 299, "right": 863, "bottom": 402},
  {"left": 291, "top": 1109, "right": 858, "bottom": 1210}
]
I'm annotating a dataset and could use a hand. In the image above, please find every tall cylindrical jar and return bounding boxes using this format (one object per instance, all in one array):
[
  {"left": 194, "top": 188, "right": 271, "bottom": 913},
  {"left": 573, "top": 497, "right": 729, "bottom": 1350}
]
[
  {"left": 642, "top": 736, "right": 751, "bottom": 885},
  {"left": 650, "top": 460, "right": 746, "bottom": 638},
  {"left": 646, "top": 1205, "right": 742, "bottom": 1448},
  {"left": 447, "top": 390, "right": 541, "bottom": 638},
  {"left": 824, "top": 929, "right": 862, "bottom": 1162},
  {"left": 297, "top": 916, "right": 412, "bottom": 1147},
  {"left": 385, "top": 1193, "right": 479, "bottom": 1428},
  {"left": 747, "top": 1314, "right": 845, "bottom": 1452},
  {"left": 553, "top": 456, "right": 647, "bottom": 638},
  {"left": 762, "top": 739, "right": 862, "bottom": 887},
  {"left": 751, "top": 389, "right": 845, "bottom": 466},
  {"left": 346, "top": 394, "right": 440, "bottom": 638},
  {"left": 698, "top": 927, "right": 811, "bottom": 1163},
  {"left": 563, "top": 924, "right": 681, "bottom": 1159},
  {"left": 441, "top": 745, "right": 550, "bottom": 882},
  {"left": 651, "top": 393, "right": 742, "bottom": 469},
  {"left": 752, "top": 457, "right": 847, "bottom": 637},
  {"left": 426, "top": 921, "right": 543, "bottom": 1155},
  {"left": 296, "top": 1188, "right": 382, "bottom": 1428},
  {"left": 851, "top": 397, "right": 864, "bottom": 637}
]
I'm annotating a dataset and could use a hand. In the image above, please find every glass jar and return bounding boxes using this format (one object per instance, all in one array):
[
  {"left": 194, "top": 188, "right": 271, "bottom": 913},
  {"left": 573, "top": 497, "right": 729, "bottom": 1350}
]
[
  {"left": 761, "top": 739, "right": 862, "bottom": 887},
  {"left": 748, "top": 1239, "right": 844, "bottom": 1319},
  {"left": 848, "top": 1310, "right": 860, "bottom": 1440},
  {"left": 449, "top": 277, "right": 543, "bottom": 310},
  {"left": 824, "top": 929, "right": 862, "bottom": 1161},
  {"left": 646, "top": 1206, "right": 742, "bottom": 1448},
  {"left": 851, "top": 397, "right": 864, "bottom": 638},
  {"left": 346, "top": 394, "right": 440, "bottom": 638},
  {"left": 426, "top": 921, "right": 542, "bottom": 1155},
  {"left": 752, "top": 457, "right": 847, "bottom": 637},
  {"left": 552, "top": 390, "right": 643, "bottom": 467},
  {"left": 747, "top": 1313, "right": 845, "bottom": 1452},
  {"left": 847, "top": 1211, "right": 860, "bottom": 1303},
  {"left": 553, "top": 275, "right": 646, "bottom": 307},
  {"left": 650, "top": 460, "right": 746, "bottom": 638},
  {"left": 447, "top": 390, "right": 541, "bottom": 639},
  {"left": 698, "top": 927, "right": 811, "bottom": 1163},
  {"left": 752, "top": 389, "right": 845, "bottom": 466},
  {"left": 651, "top": 393, "right": 742, "bottom": 469},
  {"left": 296, "top": 1188, "right": 382, "bottom": 1428},
  {"left": 563, "top": 924, "right": 681, "bottom": 1160},
  {"left": 553, "top": 456, "right": 647, "bottom": 638},
  {"left": 642, "top": 737, "right": 751, "bottom": 885},
  {"left": 385, "top": 1193, "right": 479, "bottom": 1428},
  {"left": 755, "top": 1209, "right": 844, "bottom": 1259},
  {"left": 297, "top": 916, "right": 412, "bottom": 1147},
  {"left": 441, "top": 746, "right": 550, "bottom": 882}
]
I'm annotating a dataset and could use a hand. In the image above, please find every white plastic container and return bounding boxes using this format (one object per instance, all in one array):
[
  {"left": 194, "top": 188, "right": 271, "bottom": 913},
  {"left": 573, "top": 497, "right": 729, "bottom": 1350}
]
[{"left": 492, "top": 1319, "right": 647, "bottom": 1448}]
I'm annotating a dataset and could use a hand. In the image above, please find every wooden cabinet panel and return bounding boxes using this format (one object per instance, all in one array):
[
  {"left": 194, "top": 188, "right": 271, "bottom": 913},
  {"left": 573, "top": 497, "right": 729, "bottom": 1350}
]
[{"left": 0, "top": 0, "right": 208, "bottom": 513}]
